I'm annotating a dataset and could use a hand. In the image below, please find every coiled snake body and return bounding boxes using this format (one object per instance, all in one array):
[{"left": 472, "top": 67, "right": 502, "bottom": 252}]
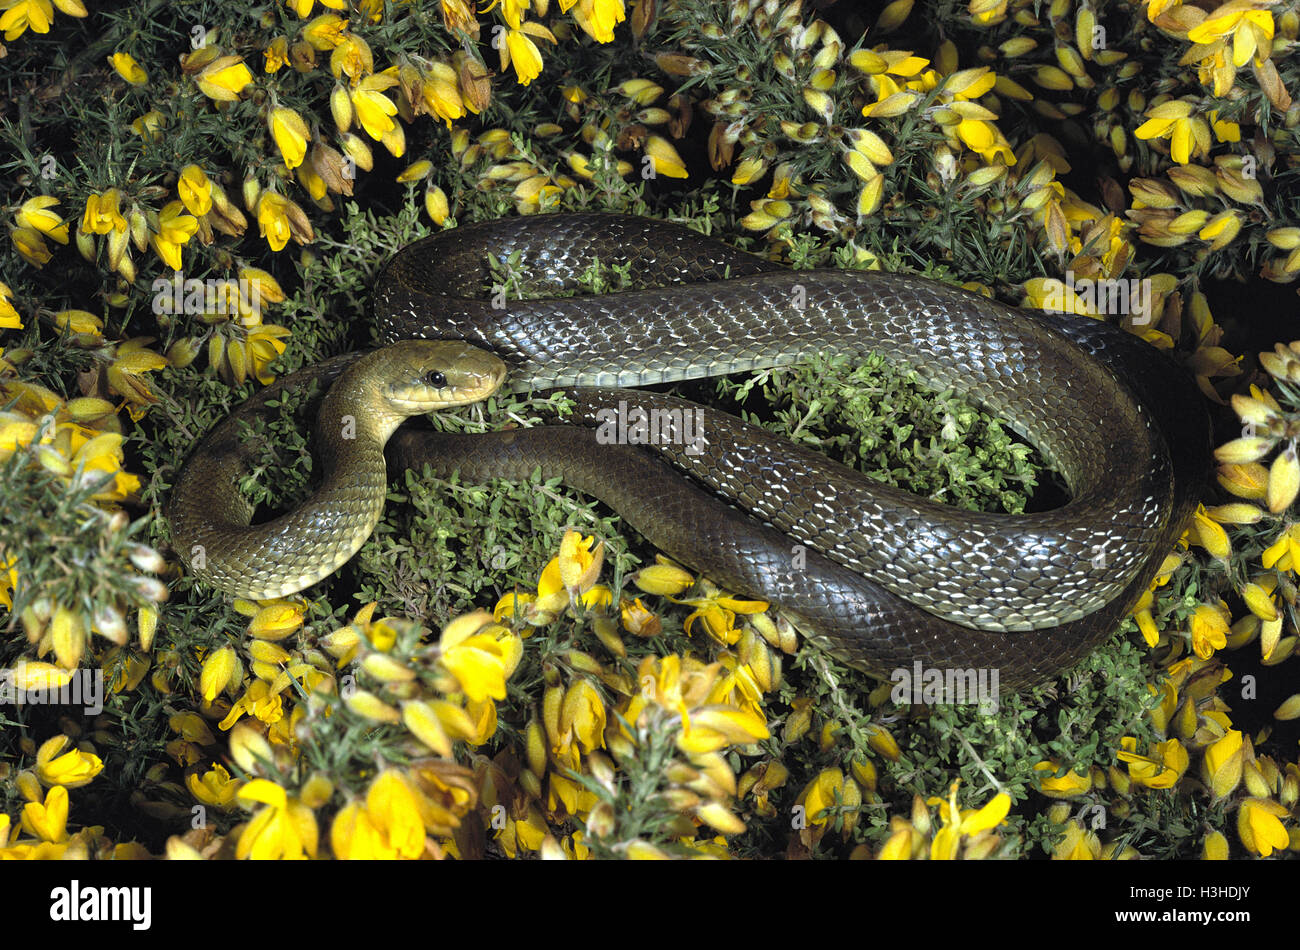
[{"left": 168, "top": 214, "right": 1209, "bottom": 689}]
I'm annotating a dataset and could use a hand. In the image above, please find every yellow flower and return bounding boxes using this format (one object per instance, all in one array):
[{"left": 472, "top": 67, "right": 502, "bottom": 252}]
[
  {"left": 421, "top": 63, "right": 466, "bottom": 126},
  {"left": 0, "top": 0, "right": 53, "bottom": 41},
  {"left": 364, "top": 771, "right": 426, "bottom": 859},
  {"left": 1202, "top": 729, "right": 1244, "bottom": 799},
  {"left": 645, "top": 134, "right": 689, "bottom": 178},
  {"left": 1261, "top": 523, "right": 1300, "bottom": 572},
  {"left": 968, "top": 0, "right": 1008, "bottom": 27},
  {"left": 425, "top": 184, "right": 449, "bottom": 225},
  {"left": 677, "top": 704, "right": 769, "bottom": 755},
  {"left": 106, "top": 337, "right": 170, "bottom": 420},
  {"left": 0, "top": 281, "right": 20, "bottom": 330},
  {"left": 350, "top": 73, "right": 400, "bottom": 139},
  {"left": 797, "top": 768, "right": 847, "bottom": 828},
  {"left": 1052, "top": 820, "right": 1100, "bottom": 859},
  {"left": 960, "top": 792, "right": 1011, "bottom": 835},
  {"left": 548, "top": 772, "right": 600, "bottom": 818},
  {"left": 108, "top": 51, "right": 148, "bottom": 85},
  {"left": 194, "top": 55, "right": 254, "bottom": 101},
  {"left": 1033, "top": 761, "right": 1092, "bottom": 798},
  {"left": 217, "top": 679, "right": 285, "bottom": 730},
  {"left": 482, "top": 0, "right": 530, "bottom": 29},
  {"left": 17, "top": 195, "right": 69, "bottom": 244},
  {"left": 440, "top": 0, "right": 475, "bottom": 31},
  {"left": 954, "top": 117, "right": 1016, "bottom": 165},
  {"left": 1187, "top": 3, "right": 1274, "bottom": 67},
  {"left": 246, "top": 324, "right": 292, "bottom": 384},
  {"left": 187, "top": 764, "right": 241, "bottom": 808},
  {"left": 1190, "top": 504, "right": 1230, "bottom": 560},
  {"left": 438, "top": 610, "right": 519, "bottom": 704},
  {"left": 1133, "top": 99, "right": 1210, "bottom": 165},
  {"left": 131, "top": 110, "right": 165, "bottom": 140},
  {"left": 199, "top": 644, "right": 239, "bottom": 703},
  {"left": 1117, "top": 736, "right": 1189, "bottom": 790},
  {"left": 1189, "top": 602, "right": 1230, "bottom": 659},
  {"left": 560, "top": 678, "right": 606, "bottom": 756},
  {"left": 854, "top": 51, "right": 932, "bottom": 117},
  {"left": 332, "top": 800, "right": 401, "bottom": 859},
  {"left": 177, "top": 164, "right": 212, "bottom": 216},
  {"left": 150, "top": 200, "right": 198, "bottom": 270},
  {"left": 236, "top": 779, "right": 318, "bottom": 859},
  {"left": 10, "top": 226, "right": 51, "bottom": 266},
  {"left": 21, "top": 785, "right": 68, "bottom": 843},
  {"left": 302, "top": 12, "right": 349, "bottom": 51},
  {"left": 329, "top": 33, "right": 373, "bottom": 81},
  {"left": 34, "top": 735, "right": 103, "bottom": 789},
  {"left": 674, "top": 579, "right": 768, "bottom": 647},
  {"left": 497, "top": 804, "right": 549, "bottom": 858},
  {"left": 559, "top": 530, "right": 604, "bottom": 596},
  {"left": 1208, "top": 109, "right": 1241, "bottom": 143},
  {"left": 256, "top": 191, "right": 293, "bottom": 252},
  {"left": 504, "top": 27, "right": 545, "bottom": 86},
  {"left": 264, "top": 36, "right": 289, "bottom": 73},
  {"left": 1237, "top": 797, "right": 1289, "bottom": 857},
  {"left": 620, "top": 596, "right": 660, "bottom": 637},
  {"left": 570, "top": 0, "right": 625, "bottom": 43},
  {"left": 82, "top": 189, "right": 128, "bottom": 235},
  {"left": 269, "top": 106, "right": 311, "bottom": 170}
]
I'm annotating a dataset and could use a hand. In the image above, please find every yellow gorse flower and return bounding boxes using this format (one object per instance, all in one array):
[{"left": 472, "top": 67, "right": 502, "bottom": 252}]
[
  {"left": 151, "top": 200, "right": 198, "bottom": 270},
  {"left": 177, "top": 165, "right": 213, "bottom": 216},
  {"left": 1, "top": 0, "right": 56, "bottom": 41},
  {"left": 235, "top": 779, "right": 318, "bottom": 859},
  {"left": 269, "top": 106, "right": 311, "bottom": 170},
  {"left": 194, "top": 55, "right": 254, "bottom": 101},
  {"left": 350, "top": 73, "right": 400, "bottom": 139},
  {"left": 1133, "top": 99, "right": 1211, "bottom": 165},
  {"left": 302, "top": 12, "right": 349, "bottom": 50},
  {"left": 21, "top": 785, "right": 68, "bottom": 843},
  {"left": 1237, "top": 797, "right": 1289, "bottom": 857},
  {"left": 503, "top": 27, "right": 545, "bottom": 86},
  {"left": 256, "top": 191, "right": 292, "bottom": 252},
  {"left": 17, "top": 196, "right": 69, "bottom": 244},
  {"left": 1033, "top": 761, "right": 1093, "bottom": 798},
  {"left": 1187, "top": 2, "right": 1275, "bottom": 68},
  {"left": 187, "top": 764, "right": 241, "bottom": 808},
  {"left": 107, "top": 337, "right": 170, "bottom": 420},
  {"left": 108, "top": 51, "right": 148, "bottom": 85},
  {"left": 264, "top": 35, "right": 289, "bottom": 73},
  {"left": 1117, "top": 736, "right": 1189, "bottom": 789},
  {"left": 362, "top": 770, "right": 426, "bottom": 859},
  {"left": 1189, "top": 601, "right": 1231, "bottom": 659},
  {"left": 82, "top": 189, "right": 128, "bottom": 235},
  {"left": 569, "top": 0, "right": 626, "bottom": 43},
  {"left": 330, "top": 33, "right": 373, "bottom": 81},
  {"left": 35, "top": 735, "right": 104, "bottom": 789},
  {"left": 437, "top": 610, "right": 521, "bottom": 704}
]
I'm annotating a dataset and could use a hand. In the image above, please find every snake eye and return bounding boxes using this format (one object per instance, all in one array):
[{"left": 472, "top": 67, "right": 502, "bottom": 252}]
[{"left": 424, "top": 370, "right": 447, "bottom": 389}]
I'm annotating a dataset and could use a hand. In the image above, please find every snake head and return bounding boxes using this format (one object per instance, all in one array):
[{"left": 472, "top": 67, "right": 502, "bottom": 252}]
[
  {"left": 376, "top": 339, "right": 507, "bottom": 414},
  {"left": 319, "top": 340, "right": 507, "bottom": 444}
]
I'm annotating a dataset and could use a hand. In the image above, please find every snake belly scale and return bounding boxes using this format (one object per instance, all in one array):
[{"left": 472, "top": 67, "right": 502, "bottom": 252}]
[{"left": 168, "top": 214, "right": 1209, "bottom": 690}]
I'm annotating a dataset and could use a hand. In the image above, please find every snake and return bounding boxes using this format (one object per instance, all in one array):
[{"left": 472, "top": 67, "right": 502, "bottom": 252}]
[{"left": 167, "top": 213, "right": 1210, "bottom": 690}]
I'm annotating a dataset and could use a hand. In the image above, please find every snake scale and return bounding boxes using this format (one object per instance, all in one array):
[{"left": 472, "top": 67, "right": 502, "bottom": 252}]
[{"left": 168, "top": 214, "right": 1210, "bottom": 690}]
